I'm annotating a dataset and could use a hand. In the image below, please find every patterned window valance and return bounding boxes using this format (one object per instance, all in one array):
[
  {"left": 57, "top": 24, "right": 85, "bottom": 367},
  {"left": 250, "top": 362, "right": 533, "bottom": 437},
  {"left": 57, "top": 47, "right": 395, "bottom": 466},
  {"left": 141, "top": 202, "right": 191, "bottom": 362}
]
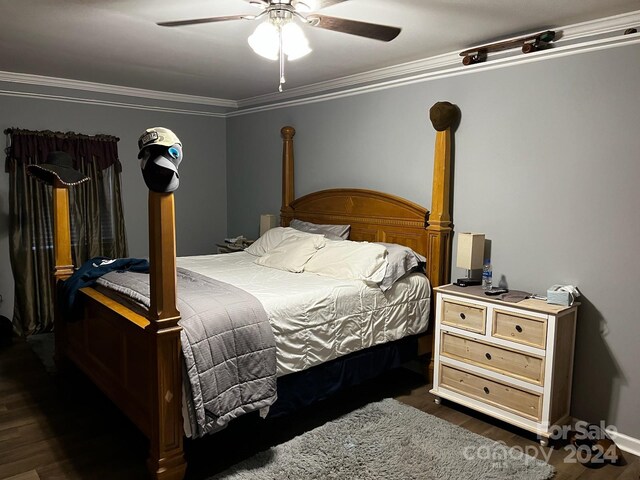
[{"left": 5, "top": 128, "right": 121, "bottom": 173}]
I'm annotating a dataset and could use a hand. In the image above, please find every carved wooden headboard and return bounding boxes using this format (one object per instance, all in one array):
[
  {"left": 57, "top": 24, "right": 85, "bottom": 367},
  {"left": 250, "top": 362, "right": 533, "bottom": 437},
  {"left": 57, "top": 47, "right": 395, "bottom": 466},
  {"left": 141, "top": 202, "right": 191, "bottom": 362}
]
[
  {"left": 279, "top": 117, "right": 454, "bottom": 288},
  {"left": 282, "top": 187, "right": 429, "bottom": 257}
]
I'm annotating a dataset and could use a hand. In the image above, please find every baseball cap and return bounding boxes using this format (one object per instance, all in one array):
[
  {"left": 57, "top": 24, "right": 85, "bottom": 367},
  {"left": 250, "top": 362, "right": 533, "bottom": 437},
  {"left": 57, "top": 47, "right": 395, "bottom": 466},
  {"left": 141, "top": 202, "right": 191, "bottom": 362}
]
[{"left": 137, "top": 127, "right": 181, "bottom": 158}]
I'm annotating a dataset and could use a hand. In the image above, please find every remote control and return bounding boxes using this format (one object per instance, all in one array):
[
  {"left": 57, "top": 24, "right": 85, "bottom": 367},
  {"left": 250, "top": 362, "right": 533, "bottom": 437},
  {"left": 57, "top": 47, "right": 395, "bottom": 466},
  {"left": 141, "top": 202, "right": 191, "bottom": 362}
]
[{"left": 485, "top": 288, "right": 509, "bottom": 296}]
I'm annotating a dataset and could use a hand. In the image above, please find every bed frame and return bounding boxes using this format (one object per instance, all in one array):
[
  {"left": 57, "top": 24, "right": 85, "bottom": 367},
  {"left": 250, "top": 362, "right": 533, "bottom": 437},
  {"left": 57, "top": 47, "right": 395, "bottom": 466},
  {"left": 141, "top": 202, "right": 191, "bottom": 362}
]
[{"left": 51, "top": 112, "right": 455, "bottom": 479}]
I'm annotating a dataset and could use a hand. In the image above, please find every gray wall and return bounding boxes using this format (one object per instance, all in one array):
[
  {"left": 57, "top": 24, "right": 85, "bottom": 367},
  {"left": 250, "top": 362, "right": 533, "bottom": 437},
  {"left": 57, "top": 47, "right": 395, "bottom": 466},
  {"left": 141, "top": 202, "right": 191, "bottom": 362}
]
[
  {"left": 227, "top": 43, "right": 640, "bottom": 439},
  {"left": 0, "top": 91, "right": 227, "bottom": 320}
]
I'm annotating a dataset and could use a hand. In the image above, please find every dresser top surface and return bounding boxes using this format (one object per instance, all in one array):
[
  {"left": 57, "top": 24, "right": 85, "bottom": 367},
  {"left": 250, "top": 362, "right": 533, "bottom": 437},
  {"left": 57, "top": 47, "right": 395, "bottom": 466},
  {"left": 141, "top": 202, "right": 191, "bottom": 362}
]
[{"left": 435, "top": 284, "right": 579, "bottom": 315}]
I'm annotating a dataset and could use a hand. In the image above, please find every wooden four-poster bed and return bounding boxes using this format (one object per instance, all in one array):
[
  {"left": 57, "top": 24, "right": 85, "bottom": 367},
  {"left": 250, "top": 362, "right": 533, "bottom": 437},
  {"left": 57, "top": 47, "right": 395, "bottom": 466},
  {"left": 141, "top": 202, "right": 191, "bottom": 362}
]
[{"left": 50, "top": 105, "right": 456, "bottom": 479}]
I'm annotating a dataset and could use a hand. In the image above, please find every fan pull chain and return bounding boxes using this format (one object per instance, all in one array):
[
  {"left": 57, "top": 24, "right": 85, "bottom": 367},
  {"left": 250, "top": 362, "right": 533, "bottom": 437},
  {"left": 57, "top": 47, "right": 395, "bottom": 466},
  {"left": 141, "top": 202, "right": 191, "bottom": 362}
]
[{"left": 279, "top": 25, "right": 285, "bottom": 92}]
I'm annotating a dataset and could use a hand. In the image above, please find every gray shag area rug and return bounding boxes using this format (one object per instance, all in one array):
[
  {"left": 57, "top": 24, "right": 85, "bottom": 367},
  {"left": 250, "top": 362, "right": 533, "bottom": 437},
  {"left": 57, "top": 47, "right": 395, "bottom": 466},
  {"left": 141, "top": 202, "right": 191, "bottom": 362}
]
[{"left": 211, "top": 398, "right": 554, "bottom": 480}]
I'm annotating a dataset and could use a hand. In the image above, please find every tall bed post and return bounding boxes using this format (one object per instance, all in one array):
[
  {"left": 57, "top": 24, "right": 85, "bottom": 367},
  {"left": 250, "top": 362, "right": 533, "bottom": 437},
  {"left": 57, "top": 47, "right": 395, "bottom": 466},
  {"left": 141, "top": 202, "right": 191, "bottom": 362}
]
[
  {"left": 52, "top": 182, "right": 74, "bottom": 368},
  {"left": 426, "top": 101, "right": 458, "bottom": 379},
  {"left": 426, "top": 103, "right": 456, "bottom": 287},
  {"left": 52, "top": 184, "right": 74, "bottom": 282},
  {"left": 280, "top": 126, "right": 295, "bottom": 226},
  {"left": 146, "top": 191, "right": 186, "bottom": 480}
]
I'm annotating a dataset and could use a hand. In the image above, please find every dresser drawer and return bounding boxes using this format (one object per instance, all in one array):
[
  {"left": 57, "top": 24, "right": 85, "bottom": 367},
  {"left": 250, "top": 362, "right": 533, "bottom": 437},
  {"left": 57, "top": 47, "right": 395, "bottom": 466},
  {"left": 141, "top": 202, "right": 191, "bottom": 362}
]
[
  {"left": 440, "top": 332, "right": 545, "bottom": 385},
  {"left": 441, "top": 299, "right": 486, "bottom": 334},
  {"left": 492, "top": 309, "right": 547, "bottom": 349},
  {"left": 440, "top": 364, "right": 542, "bottom": 421}
]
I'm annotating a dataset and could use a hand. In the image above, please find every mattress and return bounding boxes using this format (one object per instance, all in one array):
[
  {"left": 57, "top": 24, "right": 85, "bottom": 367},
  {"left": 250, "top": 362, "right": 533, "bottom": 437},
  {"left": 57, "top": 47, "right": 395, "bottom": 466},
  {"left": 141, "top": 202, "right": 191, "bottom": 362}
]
[{"left": 177, "top": 251, "right": 430, "bottom": 376}]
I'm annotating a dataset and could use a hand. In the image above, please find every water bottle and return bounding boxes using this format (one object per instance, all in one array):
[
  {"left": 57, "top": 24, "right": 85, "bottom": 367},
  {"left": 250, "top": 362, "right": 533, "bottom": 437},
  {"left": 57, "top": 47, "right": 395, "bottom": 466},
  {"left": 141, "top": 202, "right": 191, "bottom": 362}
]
[{"left": 482, "top": 259, "right": 492, "bottom": 290}]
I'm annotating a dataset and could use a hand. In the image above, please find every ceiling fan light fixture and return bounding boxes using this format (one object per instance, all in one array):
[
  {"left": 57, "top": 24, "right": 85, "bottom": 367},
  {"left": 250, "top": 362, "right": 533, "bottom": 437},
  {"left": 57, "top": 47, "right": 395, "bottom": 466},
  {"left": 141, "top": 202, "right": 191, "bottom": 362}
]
[
  {"left": 247, "top": 21, "right": 280, "bottom": 60},
  {"left": 282, "top": 22, "right": 312, "bottom": 60},
  {"left": 248, "top": 18, "right": 311, "bottom": 62},
  {"left": 159, "top": 0, "right": 401, "bottom": 92}
]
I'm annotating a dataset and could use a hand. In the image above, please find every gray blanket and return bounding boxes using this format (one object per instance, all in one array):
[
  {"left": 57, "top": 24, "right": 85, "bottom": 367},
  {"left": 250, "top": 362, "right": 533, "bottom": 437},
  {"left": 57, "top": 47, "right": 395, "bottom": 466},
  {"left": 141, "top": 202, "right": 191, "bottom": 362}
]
[{"left": 96, "top": 267, "right": 277, "bottom": 438}]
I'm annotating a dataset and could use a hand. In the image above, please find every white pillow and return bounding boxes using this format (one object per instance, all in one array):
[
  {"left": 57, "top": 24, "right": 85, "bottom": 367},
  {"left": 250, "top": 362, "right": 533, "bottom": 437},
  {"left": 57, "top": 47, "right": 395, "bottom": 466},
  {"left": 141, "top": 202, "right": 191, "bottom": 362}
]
[
  {"left": 376, "top": 243, "right": 426, "bottom": 292},
  {"left": 304, "top": 240, "right": 388, "bottom": 283},
  {"left": 245, "top": 227, "right": 308, "bottom": 256},
  {"left": 255, "top": 235, "right": 326, "bottom": 273}
]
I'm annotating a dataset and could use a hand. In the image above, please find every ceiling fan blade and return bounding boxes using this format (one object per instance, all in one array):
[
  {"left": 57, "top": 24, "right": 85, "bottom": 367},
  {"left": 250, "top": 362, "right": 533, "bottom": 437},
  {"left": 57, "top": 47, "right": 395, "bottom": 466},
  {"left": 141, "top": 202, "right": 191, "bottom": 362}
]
[
  {"left": 307, "top": 14, "right": 401, "bottom": 42},
  {"left": 157, "top": 15, "right": 252, "bottom": 27}
]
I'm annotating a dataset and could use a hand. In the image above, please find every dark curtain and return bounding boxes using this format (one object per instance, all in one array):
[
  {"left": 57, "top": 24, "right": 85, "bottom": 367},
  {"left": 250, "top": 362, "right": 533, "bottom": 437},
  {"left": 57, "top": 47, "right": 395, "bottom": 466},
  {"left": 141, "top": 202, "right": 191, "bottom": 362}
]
[{"left": 5, "top": 128, "right": 128, "bottom": 335}]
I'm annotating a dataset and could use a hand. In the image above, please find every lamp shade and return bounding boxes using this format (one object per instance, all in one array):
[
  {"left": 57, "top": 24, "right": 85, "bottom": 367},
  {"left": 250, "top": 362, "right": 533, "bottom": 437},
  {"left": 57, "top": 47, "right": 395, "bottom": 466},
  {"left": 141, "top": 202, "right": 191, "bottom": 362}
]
[
  {"left": 456, "top": 233, "right": 485, "bottom": 270},
  {"left": 281, "top": 22, "right": 311, "bottom": 60},
  {"left": 260, "top": 214, "right": 278, "bottom": 236},
  {"left": 248, "top": 21, "right": 279, "bottom": 60}
]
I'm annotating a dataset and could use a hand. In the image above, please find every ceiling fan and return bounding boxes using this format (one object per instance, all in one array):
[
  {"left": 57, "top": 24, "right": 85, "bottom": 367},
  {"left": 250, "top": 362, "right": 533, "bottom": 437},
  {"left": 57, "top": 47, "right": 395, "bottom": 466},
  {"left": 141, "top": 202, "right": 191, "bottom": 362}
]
[{"left": 157, "top": 0, "right": 401, "bottom": 91}]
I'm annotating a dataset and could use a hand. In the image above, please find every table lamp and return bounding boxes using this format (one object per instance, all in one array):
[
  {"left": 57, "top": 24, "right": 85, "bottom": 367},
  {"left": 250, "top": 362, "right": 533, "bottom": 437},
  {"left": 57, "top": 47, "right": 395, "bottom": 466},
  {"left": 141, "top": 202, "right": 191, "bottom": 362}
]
[
  {"left": 455, "top": 232, "right": 485, "bottom": 287},
  {"left": 259, "top": 214, "right": 278, "bottom": 237}
]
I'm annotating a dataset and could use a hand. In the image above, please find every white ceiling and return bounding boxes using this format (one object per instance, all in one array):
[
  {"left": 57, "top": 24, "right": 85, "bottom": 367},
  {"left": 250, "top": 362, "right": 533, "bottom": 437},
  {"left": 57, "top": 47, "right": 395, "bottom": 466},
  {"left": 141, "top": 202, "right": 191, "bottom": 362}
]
[{"left": 1, "top": 0, "right": 638, "bottom": 101}]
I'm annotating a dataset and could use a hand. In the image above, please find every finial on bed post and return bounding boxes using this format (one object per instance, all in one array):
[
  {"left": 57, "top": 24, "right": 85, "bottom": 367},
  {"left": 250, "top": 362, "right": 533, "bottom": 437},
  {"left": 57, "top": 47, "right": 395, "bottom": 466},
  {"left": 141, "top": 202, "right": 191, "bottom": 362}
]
[
  {"left": 426, "top": 101, "right": 458, "bottom": 288},
  {"left": 280, "top": 126, "right": 296, "bottom": 226}
]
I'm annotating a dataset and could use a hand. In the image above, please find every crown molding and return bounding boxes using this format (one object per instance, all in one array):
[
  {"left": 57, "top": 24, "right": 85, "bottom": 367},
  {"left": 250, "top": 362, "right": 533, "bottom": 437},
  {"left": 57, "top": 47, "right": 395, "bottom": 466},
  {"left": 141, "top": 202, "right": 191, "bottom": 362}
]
[
  {"left": 0, "top": 70, "right": 237, "bottom": 109},
  {"left": 560, "top": 10, "right": 640, "bottom": 41},
  {"left": 0, "top": 89, "right": 226, "bottom": 118},
  {"left": 236, "top": 51, "right": 458, "bottom": 109},
  {"left": 235, "top": 9, "right": 640, "bottom": 110},
  {"left": 228, "top": 33, "right": 640, "bottom": 117}
]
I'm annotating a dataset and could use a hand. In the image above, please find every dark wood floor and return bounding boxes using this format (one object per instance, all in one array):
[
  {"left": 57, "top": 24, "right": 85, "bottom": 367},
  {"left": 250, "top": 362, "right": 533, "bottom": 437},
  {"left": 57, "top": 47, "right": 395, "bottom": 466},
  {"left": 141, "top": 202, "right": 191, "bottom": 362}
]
[{"left": 1, "top": 338, "right": 638, "bottom": 480}]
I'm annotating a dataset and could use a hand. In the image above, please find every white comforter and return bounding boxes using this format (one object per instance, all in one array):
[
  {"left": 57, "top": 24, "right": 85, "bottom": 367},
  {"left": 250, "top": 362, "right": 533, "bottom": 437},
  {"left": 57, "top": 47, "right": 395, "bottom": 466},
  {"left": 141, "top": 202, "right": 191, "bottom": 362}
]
[{"left": 177, "top": 252, "right": 430, "bottom": 376}]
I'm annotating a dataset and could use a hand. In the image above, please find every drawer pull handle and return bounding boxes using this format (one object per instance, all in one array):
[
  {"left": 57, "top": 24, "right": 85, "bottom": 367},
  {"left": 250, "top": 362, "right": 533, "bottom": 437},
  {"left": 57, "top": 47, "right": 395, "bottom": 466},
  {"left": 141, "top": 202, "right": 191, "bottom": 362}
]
[
  {"left": 483, "top": 387, "right": 490, "bottom": 394},
  {"left": 460, "top": 313, "right": 466, "bottom": 320},
  {"left": 485, "top": 353, "right": 492, "bottom": 360},
  {"left": 515, "top": 325, "right": 523, "bottom": 333}
]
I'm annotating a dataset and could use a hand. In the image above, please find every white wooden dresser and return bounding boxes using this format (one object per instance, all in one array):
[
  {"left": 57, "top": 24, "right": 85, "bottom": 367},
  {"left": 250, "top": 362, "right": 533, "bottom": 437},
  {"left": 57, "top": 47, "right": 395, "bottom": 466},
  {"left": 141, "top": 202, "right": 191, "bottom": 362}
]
[{"left": 430, "top": 284, "right": 578, "bottom": 446}]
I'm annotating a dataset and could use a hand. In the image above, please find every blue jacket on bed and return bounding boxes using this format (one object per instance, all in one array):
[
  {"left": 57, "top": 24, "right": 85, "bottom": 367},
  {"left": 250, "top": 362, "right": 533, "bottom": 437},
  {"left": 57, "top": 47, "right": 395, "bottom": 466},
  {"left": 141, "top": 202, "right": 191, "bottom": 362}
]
[{"left": 59, "top": 257, "right": 150, "bottom": 319}]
